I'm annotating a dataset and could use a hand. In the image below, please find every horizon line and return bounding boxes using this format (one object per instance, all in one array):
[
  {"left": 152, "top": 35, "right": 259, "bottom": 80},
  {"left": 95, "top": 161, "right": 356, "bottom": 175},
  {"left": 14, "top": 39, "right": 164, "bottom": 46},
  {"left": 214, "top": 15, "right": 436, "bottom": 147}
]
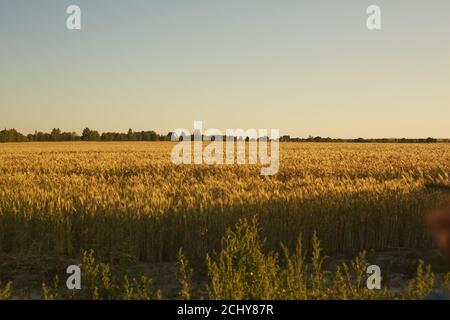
[{"left": 1, "top": 127, "right": 449, "bottom": 141}]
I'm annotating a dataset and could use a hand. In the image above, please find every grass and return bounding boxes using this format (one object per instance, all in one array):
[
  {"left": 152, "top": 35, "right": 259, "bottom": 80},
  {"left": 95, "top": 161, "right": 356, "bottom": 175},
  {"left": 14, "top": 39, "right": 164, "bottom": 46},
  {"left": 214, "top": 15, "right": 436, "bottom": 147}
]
[{"left": 2, "top": 218, "right": 450, "bottom": 300}]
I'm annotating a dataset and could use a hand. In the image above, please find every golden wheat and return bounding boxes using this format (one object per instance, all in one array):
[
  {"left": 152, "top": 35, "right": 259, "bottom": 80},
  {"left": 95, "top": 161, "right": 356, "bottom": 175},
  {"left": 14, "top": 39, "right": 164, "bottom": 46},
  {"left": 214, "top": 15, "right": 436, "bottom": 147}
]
[{"left": 0, "top": 142, "right": 448, "bottom": 262}]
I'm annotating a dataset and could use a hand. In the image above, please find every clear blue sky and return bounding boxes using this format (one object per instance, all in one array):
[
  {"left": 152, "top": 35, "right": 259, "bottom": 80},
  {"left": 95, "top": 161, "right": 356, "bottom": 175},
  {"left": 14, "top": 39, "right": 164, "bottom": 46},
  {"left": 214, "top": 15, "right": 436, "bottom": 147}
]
[{"left": 1, "top": 0, "right": 449, "bottom": 138}]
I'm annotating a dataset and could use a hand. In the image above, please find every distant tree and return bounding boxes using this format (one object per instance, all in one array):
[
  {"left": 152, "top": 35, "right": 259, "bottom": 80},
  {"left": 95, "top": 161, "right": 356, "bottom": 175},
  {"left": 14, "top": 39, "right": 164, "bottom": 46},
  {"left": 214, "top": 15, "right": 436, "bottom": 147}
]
[
  {"left": 127, "top": 128, "right": 136, "bottom": 141},
  {"left": 0, "top": 129, "right": 28, "bottom": 142},
  {"left": 101, "top": 132, "right": 113, "bottom": 141},
  {"left": 82, "top": 128, "right": 91, "bottom": 141},
  {"left": 82, "top": 128, "right": 100, "bottom": 141},
  {"left": 51, "top": 128, "right": 62, "bottom": 141},
  {"left": 61, "top": 131, "right": 79, "bottom": 141}
]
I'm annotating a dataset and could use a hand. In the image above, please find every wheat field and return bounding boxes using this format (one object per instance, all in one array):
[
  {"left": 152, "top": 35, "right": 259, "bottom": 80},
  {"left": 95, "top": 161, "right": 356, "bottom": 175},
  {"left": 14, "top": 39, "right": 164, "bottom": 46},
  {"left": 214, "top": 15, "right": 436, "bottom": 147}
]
[{"left": 0, "top": 142, "right": 448, "bottom": 265}]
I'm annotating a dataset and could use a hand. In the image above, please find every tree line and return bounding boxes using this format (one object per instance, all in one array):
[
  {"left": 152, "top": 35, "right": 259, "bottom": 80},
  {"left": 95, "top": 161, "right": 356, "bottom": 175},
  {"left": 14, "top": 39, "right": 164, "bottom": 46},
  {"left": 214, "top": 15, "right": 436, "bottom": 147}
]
[
  {"left": 0, "top": 128, "right": 448, "bottom": 143},
  {"left": 0, "top": 128, "right": 169, "bottom": 143},
  {"left": 279, "top": 135, "right": 448, "bottom": 143}
]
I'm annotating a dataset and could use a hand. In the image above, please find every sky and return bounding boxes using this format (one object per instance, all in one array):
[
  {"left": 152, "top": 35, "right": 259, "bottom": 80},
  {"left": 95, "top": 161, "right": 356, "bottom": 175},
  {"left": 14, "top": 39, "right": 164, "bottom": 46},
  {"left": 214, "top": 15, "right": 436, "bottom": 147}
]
[{"left": 0, "top": 0, "right": 449, "bottom": 138}]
